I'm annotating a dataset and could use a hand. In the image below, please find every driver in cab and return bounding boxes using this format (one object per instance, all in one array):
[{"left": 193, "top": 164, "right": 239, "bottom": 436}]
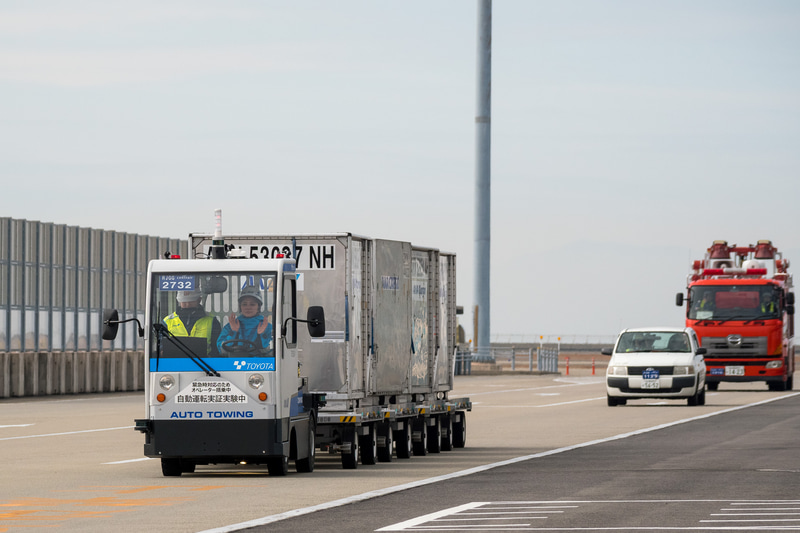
[
  {"left": 217, "top": 285, "right": 273, "bottom": 355},
  {"left": 163, "top": 289, "right": 221, "bottom": 355}
]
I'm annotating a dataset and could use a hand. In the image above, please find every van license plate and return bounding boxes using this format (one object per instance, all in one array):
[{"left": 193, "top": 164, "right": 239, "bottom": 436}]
[
  {"left": 641, "top": 380, "right": 660, "bottom": 389},
  {"left": 726, "top": 366, "right": 745, "bottom": 376}
]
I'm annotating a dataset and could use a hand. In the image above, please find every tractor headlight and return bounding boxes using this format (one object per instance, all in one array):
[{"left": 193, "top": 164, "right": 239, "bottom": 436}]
[
  {"left": 159, "top": 374, "right": 175, "bottom": 391},
  {"left": 248, "top": 373, "right": 265, "bottom": 389}
]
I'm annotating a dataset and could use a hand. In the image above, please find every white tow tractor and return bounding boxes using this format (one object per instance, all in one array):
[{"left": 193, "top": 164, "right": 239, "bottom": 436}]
[{"left": 103, "top": 216, "right": 326, "bottom": 476}]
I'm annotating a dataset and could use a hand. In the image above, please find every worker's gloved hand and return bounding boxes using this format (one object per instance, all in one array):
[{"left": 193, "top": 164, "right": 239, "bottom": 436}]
[{"left": 228, "top": 313, "right": 240, "bottom": 332}]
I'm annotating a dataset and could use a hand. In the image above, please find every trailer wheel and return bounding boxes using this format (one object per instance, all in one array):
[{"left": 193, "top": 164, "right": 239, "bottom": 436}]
[
  {"left": 395, "top": 423, "right": 412, "bottom": 459},
  {"left": 440, "top": 414, "right": 453, "bottom": 451},
  {"left": 341, "top": 427, "right": 359, "bottom": 469},
  {"left": 161, "top": 458, "right": 182, "bottom": 477},
  {"left": 360, "top": 424, "right": 377, "bottom": 465},
  {"left": 377, "top": 422, "right": 393, "bottom": 462},
  {"left": 296, "top": 418, "right": 315, "bottom": 473},
  {"left": 412, "top": 417, "right": 428, "bottom": 456},
  {"left": 267, "top": 456, "right": 289, "bottom": 476},
  {"left": 427, "top": 416, "right": 441, "bottom": 453},
  {"left": 453, "top": 411, "right": 466, "bottom": 449}
]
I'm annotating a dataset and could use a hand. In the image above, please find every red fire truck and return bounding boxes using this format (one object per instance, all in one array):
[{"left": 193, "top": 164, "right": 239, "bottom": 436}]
[{"left": 676, "top": 240, "right": 795, "bottom": 391}]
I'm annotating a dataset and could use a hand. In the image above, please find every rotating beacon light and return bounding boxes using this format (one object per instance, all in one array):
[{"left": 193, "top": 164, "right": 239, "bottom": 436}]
[{"left": 210, "top": 208, "right": 226, "bottom": 259}]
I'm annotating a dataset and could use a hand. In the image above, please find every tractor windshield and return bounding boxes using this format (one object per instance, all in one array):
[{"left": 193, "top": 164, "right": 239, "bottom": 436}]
[{"left": 150, "top": 272, "right": 277, "bottom": 359}]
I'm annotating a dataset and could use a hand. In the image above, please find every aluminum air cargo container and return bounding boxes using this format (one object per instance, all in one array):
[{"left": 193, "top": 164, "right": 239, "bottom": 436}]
[{"left": 188, "top": 233, "right": 457, "bottom": 400}]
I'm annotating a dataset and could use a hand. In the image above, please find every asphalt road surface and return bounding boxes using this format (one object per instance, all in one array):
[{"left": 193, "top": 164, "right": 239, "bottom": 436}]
[{"left": 1, "top": 373, "right": 798, "bottom": 533}]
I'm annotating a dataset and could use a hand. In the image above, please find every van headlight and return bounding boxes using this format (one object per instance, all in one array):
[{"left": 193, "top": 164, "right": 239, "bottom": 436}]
[
  {"left": 248, "top": 373, "right": 265, "bottom": 389},
  {"left": 159, "top": 374, "right": 175, "bottom": 391},
  {"left": 608, "top": 366, "right": 627, "bottom": 376},
  {"left": 673, "top": 366, "right": 694, "bottom": 375},
  {"left": 766, "top": 360, "right": 783, "bottom": 369}
]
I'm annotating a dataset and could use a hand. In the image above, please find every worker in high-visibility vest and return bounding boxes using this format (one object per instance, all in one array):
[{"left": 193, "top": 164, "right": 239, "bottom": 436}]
[
  {"left": 694, "top": 291, "right": 715, "bottom": 312},
  {"left": 163, "top": 289, "right": 222, "bottom": 355},
  {"left": 760, "top": 292, "right": 778, "bottom": 315}
]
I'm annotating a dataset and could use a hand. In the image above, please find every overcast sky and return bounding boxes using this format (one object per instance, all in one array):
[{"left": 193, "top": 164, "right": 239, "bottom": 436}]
[{"left": 2, "top": 1, "right": 799, "bottom": 342}]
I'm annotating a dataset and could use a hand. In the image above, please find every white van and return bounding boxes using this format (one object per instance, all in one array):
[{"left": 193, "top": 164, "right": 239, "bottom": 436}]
[{"left": 601, "top": 327, "right": 707, "bottom": 406}]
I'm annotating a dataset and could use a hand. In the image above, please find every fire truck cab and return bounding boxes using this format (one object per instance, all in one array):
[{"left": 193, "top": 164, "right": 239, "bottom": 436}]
[{"left": 676, "top": 240, "right": 795, "bottom": 391}]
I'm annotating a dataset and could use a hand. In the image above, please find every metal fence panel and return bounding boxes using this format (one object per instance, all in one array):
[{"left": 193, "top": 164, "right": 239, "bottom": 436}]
[{"left": 0, "top": 217, "right": 187, "bottom": 353}]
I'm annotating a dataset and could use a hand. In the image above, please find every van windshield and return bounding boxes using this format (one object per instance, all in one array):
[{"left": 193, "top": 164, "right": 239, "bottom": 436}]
[{"left": 617, "top": 332, "right": 690, "bottom": 353}]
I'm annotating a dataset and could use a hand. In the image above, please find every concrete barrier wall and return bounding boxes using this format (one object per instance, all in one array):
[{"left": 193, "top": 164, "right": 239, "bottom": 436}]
[{"left": 0, "top": 351, "right": 144, "bottom": 398}]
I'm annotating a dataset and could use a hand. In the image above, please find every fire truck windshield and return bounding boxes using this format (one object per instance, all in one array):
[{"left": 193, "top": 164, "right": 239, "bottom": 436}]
[{"left": 688, "top": 286, "right": 781, "bottom": 321}]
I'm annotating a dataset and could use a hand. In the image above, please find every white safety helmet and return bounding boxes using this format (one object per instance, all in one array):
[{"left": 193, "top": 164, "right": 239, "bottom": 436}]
[
  {"left": 239, "top": 285, "right": 263, "bottom": 306},
  {"left": 176, "top": 289, "right": 202, "bottom": 303}
]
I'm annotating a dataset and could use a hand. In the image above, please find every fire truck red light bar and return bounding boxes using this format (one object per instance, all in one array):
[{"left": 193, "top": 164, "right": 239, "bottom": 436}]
[{"left": 702, "top": 268, "right": 767, "bottom": 276}]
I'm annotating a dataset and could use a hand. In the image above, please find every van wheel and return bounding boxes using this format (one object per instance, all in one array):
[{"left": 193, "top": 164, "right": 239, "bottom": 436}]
[
  {"left": 688, "top": 387, "right": 703, "bottom": 406},
  {"left": 706, "top": 382, "right": 719, "bottom": 391},
  {"left": 607, "top": 396, "right": 625, "bottom": 407}
]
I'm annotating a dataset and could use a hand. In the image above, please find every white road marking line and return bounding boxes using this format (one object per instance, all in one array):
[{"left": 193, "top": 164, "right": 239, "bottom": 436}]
[
  {"left": 710, "top": 512, "right": 800, "bottom": 516},
  {"left": 0, "top": 424, "right": 34, "bottom": 428},
  {"left": 700, "top": 518, "right": 800, "bottom": 523},
  {"left": 479, "top": 397, "right": 607, "bottom": 408},
  {"left": 103, "top": 458, "right": 151, "bottom": 464},
  {"left": 726, "top": 501, "right": 800, "bottom": 505},
  {"left": 721, "top": 508, "right": 800, "bottom": 511},
  {"left": 0, "top": 426, "right": 132, "bottom": 441},
  {"left": 535, "top": 397, "right": 606, "bottom": 408},
  {"left": 196, "top": 392, "right": 800, "bottom": 533},
  {"left": 376, "top": 503, "right": 486, "bottom": 531},
  {"left": 461, "top": 381, "right": 603, "bottom": 397}
]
